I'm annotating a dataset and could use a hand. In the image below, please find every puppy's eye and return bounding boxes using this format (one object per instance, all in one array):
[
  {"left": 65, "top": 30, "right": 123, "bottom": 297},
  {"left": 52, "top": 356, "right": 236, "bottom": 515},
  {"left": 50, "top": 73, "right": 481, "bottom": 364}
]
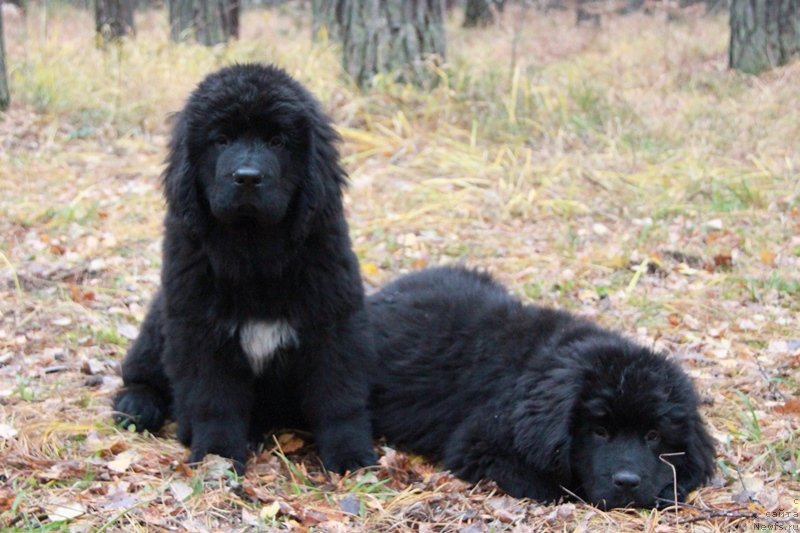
[
  {"left": 593, "top": 426, "right": 609, "bottom": 439},
  {"left": 213, "top": 135, "right": 230, "bottom": 146},
  {"left": 645, "top": 430, "right": 660, "bottom": 443},
  {"left": 268, "top": 134, "right": 286, "bottom": 148}
]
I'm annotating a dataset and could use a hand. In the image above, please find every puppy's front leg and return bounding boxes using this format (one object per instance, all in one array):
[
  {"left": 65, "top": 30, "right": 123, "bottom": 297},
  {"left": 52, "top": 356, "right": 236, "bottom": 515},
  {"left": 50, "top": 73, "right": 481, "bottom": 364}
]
[
  {"left": 165, "top": 322, "right": 254, "bottom": 475},
  {"left": 300, "top": 316, "right": 376, "bottom": 474}
]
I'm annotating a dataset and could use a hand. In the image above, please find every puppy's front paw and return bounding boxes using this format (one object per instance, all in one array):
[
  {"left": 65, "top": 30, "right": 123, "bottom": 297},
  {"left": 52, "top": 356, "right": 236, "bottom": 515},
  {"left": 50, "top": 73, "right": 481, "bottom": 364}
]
[
  {"left": 316, "top": 424, "right": 377, "bottom": 473},
  {"left": 322, "top": 446, "right": 377, "bottom": 474},
  {"left": 113, "top": 384, "right": 168, "bottom": 433},
  {"left": 188, "top": 423, "right": 248, "bottom": 475}
]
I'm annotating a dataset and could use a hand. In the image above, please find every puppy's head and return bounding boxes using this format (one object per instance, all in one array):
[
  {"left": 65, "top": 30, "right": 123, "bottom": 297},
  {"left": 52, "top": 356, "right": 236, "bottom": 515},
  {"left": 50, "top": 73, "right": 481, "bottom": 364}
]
[
  {"left": 513, "top": 335, "right": 715, "bottom": 509},
  {"left": 164, "top": 64, "right": 346, "bottom": 239}
]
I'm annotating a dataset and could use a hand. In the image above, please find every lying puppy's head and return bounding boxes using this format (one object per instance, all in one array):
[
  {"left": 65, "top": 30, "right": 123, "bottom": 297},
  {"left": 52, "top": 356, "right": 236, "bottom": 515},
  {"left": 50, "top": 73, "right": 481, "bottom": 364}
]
[
  {"left": 164, "top": 64, "right": 346, "bottom": 239},
  {"left": 514, "top": 334, "right": 715, "bottom": 509}
]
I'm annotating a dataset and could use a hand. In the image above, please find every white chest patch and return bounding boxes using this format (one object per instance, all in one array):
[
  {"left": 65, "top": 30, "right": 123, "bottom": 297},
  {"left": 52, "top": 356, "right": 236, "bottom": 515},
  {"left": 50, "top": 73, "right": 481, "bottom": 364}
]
[{"left": 239, "top": 319, "right": 299, "bottom": 375}]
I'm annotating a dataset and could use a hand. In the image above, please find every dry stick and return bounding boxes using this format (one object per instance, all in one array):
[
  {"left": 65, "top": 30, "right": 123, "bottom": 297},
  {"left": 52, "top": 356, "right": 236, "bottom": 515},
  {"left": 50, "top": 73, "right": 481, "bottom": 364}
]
[
  {"left": 674, "top": 508, "right": 759, "bottom": 526},
  {"left": 660, "top": 498, "right": 763, "bottom": 526},
  {"left": 658, "top": 452, "right": 684, "bottom": 519}
]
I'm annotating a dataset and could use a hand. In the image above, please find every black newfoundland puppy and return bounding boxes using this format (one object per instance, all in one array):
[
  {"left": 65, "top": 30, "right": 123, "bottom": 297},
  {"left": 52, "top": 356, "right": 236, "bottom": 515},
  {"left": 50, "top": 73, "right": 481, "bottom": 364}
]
[
  {"left": 369, "top": 267, "right": 715, "bottom": 508},
  {"left": 113, "top": 64, "right": 376, "bottom": 474}
]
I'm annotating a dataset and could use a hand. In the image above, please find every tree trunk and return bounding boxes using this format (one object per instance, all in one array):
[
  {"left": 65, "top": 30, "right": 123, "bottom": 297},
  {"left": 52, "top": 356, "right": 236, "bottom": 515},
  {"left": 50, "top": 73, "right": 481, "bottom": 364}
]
[
  {"left": 618, "top": 0, "right": 646, "bottom": 15},
  {"left": 95, "top": 0, "right": 136, "bottom": 44},
  {"left": 169, "top": 0, "right": 239, "bottom": 45},
  {"left": 730, "top": 0, "right": 800, "bottom": 74},
  {"left": 317, "top": 0, "right": 446, "bottom": 89},
  {"left": 0, "top": 8, "right": 8, "bottom": 112},
  {"left": 463, "top": 0, "right": 493, "bottom": 27},
  {"left": 311, "top": 0, "right": 343, "bottom": 40}
]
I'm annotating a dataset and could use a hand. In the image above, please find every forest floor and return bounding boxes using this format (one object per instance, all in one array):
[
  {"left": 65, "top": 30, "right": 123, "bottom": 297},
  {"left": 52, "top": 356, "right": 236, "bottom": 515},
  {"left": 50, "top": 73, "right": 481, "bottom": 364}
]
[{"left": 0, "top": 3, "right": 798, "bottom": 532}]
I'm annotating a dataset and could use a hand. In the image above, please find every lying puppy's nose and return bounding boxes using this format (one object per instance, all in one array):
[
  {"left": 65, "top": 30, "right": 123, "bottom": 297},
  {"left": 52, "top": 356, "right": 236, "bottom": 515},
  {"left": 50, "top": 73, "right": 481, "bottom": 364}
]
[
  {"left": 612, "top": 470, "right": 641, "bottom": 491},
  {"left": 232, "top": 167, "right": 264, "bottom": 188}
]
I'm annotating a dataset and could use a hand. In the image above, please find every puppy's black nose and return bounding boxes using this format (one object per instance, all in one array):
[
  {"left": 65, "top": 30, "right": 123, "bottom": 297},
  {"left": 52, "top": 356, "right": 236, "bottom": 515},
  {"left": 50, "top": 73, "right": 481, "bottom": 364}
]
[
  {"left": 612, "top": 470, "right": 641, "bottom": 491},
  {"left": 232, "top": 167, "right": 264, "bottom": 188}
]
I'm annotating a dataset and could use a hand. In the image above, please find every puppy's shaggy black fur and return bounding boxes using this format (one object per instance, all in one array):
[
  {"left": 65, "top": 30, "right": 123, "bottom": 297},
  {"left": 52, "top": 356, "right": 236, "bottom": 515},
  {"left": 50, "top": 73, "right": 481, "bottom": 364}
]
[
  {"left": 369, "top": 267, "right": 715, "bottom": 508},
  {"left": 113, "top": 64, "right": 376, "bottom": 474}
]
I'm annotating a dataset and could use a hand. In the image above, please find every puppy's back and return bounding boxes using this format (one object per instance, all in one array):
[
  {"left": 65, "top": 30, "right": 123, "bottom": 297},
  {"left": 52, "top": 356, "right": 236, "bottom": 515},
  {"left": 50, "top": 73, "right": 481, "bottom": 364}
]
[{"left": 368, "top": 266, "right": 573, "bottom": 455}]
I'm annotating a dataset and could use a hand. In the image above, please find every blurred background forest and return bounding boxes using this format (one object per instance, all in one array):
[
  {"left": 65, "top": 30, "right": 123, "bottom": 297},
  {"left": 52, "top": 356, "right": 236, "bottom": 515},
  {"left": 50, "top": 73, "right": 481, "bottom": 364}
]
[{"left": 0, "top": 0, "right": 799, "bottom": 531}]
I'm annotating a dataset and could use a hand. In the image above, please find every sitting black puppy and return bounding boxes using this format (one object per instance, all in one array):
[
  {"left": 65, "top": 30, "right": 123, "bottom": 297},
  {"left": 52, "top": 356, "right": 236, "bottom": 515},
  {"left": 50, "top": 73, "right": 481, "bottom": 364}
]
[
  {"left": 113, "top": 64, "right": 376, "bottom": 474},
  {"left": 369, "top": 266, "right": 716, "bottom": 508}
]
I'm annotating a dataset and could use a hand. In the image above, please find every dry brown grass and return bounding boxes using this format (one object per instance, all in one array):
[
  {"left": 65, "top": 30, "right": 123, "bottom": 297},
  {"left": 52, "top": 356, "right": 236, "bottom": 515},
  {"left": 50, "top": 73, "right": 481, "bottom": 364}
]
[{"left": 0, "top": 3, "right": 798, "bottom": 531}]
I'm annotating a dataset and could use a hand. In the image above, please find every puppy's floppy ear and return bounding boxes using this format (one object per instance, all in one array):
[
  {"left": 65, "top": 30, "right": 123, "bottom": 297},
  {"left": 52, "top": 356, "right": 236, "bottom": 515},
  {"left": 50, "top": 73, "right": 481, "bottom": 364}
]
[
  {"left": 163, "top": 113, "right": 205, "bottom": 238},
  {"left": 512, "top": 363, "right": 583, "bottom": 478},
  {"left": 679, "top": 403, "right": 716, "bottom": 493},
  {"left": 290, "top": 108, "right": 347, "bottom": 242}
]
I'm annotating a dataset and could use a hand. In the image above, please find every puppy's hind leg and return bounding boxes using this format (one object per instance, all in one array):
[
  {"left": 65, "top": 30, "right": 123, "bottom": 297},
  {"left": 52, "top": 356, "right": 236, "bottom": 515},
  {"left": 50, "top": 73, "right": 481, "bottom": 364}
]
[{"left": 113, "top": 293, "right": 172, "bottom": 433}]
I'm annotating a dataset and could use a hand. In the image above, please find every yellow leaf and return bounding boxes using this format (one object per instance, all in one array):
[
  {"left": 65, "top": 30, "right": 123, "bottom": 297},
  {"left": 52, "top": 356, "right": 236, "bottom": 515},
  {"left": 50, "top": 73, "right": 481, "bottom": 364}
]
[
  {"left": 361, "top": 262, "right": 379, "bottom": 278},
  {"left": 260, "top": 501, "right": 281, "bottom": 520},
  {"left": 107, "top": 450, "right": 136, "bottom": 473}
]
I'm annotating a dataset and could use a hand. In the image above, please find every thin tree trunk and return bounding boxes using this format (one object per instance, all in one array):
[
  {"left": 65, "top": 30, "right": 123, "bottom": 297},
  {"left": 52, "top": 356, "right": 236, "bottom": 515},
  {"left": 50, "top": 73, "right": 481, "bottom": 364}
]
[
  {"left": 311, "top": 0, "right": 343, "bottom": 40},
  {"left": 0, "top": 8, "right": 8, "bottom": 111},
  {"left": 169, "top": 0, "right": 239, "bottom": 45},
  {"left": 618, "top": 0, "right": 646, "bottom": 15},
  {"left": 95, "top": 0, "right": 136, "bottom": 44},
  {"left": 463, "top": 0, "right": 493, "bottom": 27},
  {"left": 328, "top": 0, "right": 445, "bottom": 89},
  {"left": 730, "top": 0, "right": 800, "bottom": 74}
]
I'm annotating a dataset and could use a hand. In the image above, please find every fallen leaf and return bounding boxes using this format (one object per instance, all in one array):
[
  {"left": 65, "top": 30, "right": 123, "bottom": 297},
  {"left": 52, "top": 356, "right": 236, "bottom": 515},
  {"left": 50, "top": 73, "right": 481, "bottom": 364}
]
[
  {"left": 81, "top": 358, "right": 106, "bottom": 375},
  {"left": 169, "top": 480, "right": 194, "bottom": 502},
  {"left": 47, "top": 502, "right": 86, "bottom": 522},
  {"left": 759, "top": 249, "right": 776, "bottom": 266},
  {"left": 737, "top": 319, "right": 758, "bottom": 331},
  {"left": 301, "top": 509, "right": 329, "bottom": 525},
  {"left": 260, "top": 501, "right": 281, "bottom": 520},
  {"left": 117, "top": 323, "right": 139, "bottom": 340},
  {"left": 361, "top": 262, "right": 379, "bottom": 278},
  {"left": 107, "top": 450, "right": 136, "bottom": 473},
  {"left": 340, "top": 495, "right": 360, "bottom": 516},
  {"left": 774, "top": 398, "right": 800, "bottom": 416},
  {"left": 0, "top": 423, "right": 18, "bottom": 439},
  {"left": 277, "top": 432, "right": 306, "bottom": 454},
  {"left": 713, "top": 253, "right": 732, "bottom": 269}
]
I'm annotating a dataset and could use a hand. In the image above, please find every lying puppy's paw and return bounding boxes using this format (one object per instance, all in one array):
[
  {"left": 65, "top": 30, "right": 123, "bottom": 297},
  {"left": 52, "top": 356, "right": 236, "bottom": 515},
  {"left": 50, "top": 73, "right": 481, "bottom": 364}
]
[
  {"left": 113, "top": 384, "right": 167, "bottom": 433},
  {"left": 655, "top": 483, "right": 688, "bottom": 507}
]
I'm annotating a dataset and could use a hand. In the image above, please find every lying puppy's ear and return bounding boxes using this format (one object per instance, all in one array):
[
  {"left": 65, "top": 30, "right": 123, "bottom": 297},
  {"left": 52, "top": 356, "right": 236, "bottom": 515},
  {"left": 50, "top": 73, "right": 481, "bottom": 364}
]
[
  {"left": 512, "top": 364, "right": 583, "bottom": 478},
  {"left": 680, "top": 402, "right": 716, "bottom": 494},
  {"left": 290, "top": 111, "right": 347, "bottom": 242},
  {"left": 163, "top": 113, "right": 205, "bottom": 238}
]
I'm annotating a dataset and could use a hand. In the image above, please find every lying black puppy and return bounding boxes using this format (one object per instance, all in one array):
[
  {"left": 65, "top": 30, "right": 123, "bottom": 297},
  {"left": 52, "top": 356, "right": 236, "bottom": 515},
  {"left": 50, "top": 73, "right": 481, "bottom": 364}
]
[
  {"left": 113, "top": 64, "right": 376, "bottom": 474},
  {"left": 369, "top": 266, "right": 715, "bottom": 508}
]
